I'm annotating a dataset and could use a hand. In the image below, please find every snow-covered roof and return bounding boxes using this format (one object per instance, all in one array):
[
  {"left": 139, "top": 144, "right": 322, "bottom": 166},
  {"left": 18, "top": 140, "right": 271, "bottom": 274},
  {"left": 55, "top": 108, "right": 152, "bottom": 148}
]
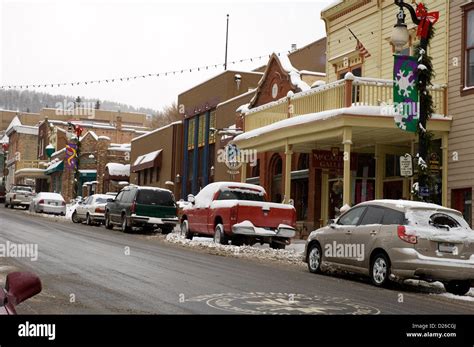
[
  {"left": 79, "top": 169, "right": 97, "bottom": 174},
  {"left": 131, "top": 121, "right": 181, "bottom": 143},
  {"left": 106, "top": 163, "right": 130, "bottom": 177},
  {"left": 233, "top": 105, "right": 451, "bottom": 142},
  {"left": 80, "top": 130, "right": 98, "bottom": 142},
  {"left": 216, "top": 89, "right": 256, "bottom": 109},
  {"left": 6, "top": 124, "right": 38, "bottom": 137},
  {"left": 98, "top": 135, "right": 111, "bottom": 141},
  {"left": 45, "top": 159, "right": 63, "bottom": 172},
  {"left": 321, "top": 0, "right": 344, "bottom": 13},
  {"left": 248, "top": 53, "right": 310, "bottom": 109},
  {"left": 133, "top": 149, "right": 162, "bottom": 166},
  {"left": 108, "top": 143, "right": 131, "bottom": 152},
  {"left": 6, "top": 116, "right": 21, "bottom": 133},
  {"left": 0, "top": 135, "right": 8, "bottom": 144}
]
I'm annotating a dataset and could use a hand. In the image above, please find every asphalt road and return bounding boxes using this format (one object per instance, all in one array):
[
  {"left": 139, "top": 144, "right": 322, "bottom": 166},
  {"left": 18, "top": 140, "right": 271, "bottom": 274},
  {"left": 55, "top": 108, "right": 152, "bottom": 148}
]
[{"left": 0, "top": 206, "right": 473, "bottom": 315}]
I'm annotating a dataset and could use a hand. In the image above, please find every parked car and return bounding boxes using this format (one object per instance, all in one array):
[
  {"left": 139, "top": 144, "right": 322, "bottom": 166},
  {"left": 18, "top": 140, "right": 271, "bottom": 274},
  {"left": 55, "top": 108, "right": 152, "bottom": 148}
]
[
  {"left": 72, "top": 194, "right": 114, "bottom": 225},
  {"left": 1, "top": 272, "right": 42, "bottom": 315},
  {"left": 30, "top": 192, "right": 66, "bottom": 215},
  {"left": 181, "top": 182, "right": 296, "bottom": 249},
  {"left": 105, "top": 186, "right": 178, "bottom": 233},
  {"left": 304, "top": 199, "right": 474, "bottom": 295},
  {"left": 0, "top": 184, "right": 5, "bottom": 203},
  {"left": 4, "top": 185, "right": 35, "bottom": 209}
]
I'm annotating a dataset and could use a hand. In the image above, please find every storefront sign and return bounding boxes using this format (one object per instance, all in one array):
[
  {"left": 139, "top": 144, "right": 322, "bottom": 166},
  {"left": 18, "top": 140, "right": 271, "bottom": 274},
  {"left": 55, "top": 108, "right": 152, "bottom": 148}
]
[
  {"left": 399, "top": 154, "right": 413, "bottom": 177},
  {"left": 312, "top": 150, "right": 357, "bottom": 171}
]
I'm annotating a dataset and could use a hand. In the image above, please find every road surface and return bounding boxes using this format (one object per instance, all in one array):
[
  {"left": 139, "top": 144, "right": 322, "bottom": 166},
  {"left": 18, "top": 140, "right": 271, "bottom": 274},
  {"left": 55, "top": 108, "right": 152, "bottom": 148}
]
[{"left": 0, "top": 206, "right": 473, "bottom": 315}]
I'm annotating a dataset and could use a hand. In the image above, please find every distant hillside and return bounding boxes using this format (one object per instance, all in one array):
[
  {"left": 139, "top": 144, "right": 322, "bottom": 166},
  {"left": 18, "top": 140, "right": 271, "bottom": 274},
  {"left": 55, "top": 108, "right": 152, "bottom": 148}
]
[{"left": 0, "top": 89, "right": 158, "bottom": 115}]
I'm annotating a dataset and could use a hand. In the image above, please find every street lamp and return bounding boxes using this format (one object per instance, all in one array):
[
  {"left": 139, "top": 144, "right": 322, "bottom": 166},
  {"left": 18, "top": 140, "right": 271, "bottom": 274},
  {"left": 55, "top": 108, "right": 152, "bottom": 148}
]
[{"left": 391, "top": 0, "right": 437, "bottom": 201}]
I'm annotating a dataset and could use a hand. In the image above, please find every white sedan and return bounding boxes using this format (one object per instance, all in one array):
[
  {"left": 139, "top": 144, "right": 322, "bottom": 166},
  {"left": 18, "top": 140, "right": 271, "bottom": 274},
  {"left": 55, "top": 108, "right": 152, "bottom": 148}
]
[
  {"left": 72, "top": 194, "right": 114, "bottom": 225},
  {"left": 30, "top": 192, "right": 66, "bottom": 215}
]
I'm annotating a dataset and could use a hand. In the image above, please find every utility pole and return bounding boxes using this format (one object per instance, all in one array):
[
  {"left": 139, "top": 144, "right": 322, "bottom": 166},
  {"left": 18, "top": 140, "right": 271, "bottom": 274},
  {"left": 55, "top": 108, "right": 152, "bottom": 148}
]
[{"left": 224, "top": 14, "right": 229, "bottom": 70}]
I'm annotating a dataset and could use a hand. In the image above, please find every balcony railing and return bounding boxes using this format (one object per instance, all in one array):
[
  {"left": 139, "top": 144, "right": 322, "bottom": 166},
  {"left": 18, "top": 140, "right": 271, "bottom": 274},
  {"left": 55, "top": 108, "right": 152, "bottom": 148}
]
[
  {"left": 243, "top": 75, "right": 447, "bottom": 132},
  {"left": 15, "top": 160, "right": 48, "bottom": 171}
]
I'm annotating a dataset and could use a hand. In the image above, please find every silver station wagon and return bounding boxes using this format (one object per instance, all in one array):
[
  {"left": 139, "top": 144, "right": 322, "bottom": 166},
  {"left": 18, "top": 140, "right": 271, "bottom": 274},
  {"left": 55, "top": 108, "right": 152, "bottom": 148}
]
[{"left": 304, "top": 200, "right": 474, "bottom": 295}]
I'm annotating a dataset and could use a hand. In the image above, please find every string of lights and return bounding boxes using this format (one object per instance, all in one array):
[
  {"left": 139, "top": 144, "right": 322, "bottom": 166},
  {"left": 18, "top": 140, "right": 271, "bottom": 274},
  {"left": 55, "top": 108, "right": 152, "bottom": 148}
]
[
  {"left": 0, "top": 49, "right": 298, "bottom": 90},
  {"left": 1, "top": 31, "right": 375, "bottom": 91}
]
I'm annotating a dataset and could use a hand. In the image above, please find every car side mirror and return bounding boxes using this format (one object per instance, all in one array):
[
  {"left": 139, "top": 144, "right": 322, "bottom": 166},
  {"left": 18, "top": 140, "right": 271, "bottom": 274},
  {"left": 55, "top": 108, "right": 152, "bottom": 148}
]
[
  {"left": 327, "top": 219, "right": 336, "bottom": 228},
  {"left": 187, "top": 194, "right": 195, "bottom": 204},
  {"left": 5, "top": 272, "right": 42, "bottom": 306}
]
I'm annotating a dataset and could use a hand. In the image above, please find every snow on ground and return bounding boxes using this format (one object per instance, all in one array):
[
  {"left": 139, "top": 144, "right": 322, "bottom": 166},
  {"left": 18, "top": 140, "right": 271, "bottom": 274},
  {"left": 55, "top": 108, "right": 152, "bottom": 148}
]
[
  {"left": 404, "top": 279, "right": 474, "bottom": 301},
  {"left": 165, "top": 232, "right": 305, "bottom": 265}
]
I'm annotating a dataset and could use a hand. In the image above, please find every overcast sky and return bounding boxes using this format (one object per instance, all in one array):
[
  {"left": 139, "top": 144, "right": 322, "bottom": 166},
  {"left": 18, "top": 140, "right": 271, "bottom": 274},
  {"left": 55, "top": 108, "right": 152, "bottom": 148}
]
[{"left": 1, "top": 0, "right": 329, "bottom": 112}]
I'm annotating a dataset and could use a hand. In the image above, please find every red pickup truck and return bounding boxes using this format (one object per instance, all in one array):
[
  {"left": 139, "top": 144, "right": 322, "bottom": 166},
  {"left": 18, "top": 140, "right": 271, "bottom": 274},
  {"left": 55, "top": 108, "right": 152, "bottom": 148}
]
[{"left": 180, "top": 182, "right": 296, "bottom": 249}]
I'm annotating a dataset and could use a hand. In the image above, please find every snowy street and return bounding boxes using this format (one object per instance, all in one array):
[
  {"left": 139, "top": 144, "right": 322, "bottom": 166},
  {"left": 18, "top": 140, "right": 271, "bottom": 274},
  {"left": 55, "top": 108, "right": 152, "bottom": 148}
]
[{"left": 1, "top": 206, "right": 474, "bottom": 315}]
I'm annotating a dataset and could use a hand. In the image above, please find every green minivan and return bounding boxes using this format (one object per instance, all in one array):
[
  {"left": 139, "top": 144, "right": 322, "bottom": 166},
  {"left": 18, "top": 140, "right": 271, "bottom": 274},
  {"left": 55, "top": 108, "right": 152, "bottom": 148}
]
[{"left": 105, "top": 186, "right": 178, "bottom": 233}]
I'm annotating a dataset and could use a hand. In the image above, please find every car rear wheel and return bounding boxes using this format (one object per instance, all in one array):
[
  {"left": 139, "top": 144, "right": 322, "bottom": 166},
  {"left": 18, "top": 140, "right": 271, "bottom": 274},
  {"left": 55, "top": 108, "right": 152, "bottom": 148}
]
[
  {"left": 370, "top": 253, "right": 391, "bottom": 287},
  {"left": 307, "top": 243, "right": 322, "bottom": 274},
  {"left": 181, "top": 220, "right": 193, "bottom": 240},
  {"left": 9, "top": 201, "right": 13, "bottom": 209},
  {"left": 72, "top": 211, "right": 80, "bottom": 223},
  {"left": 121, "top": 215, "right": 131, "bottom": 233},
  {"left": 444, "top": 280, "right": 471, "bottom": 296},
  {"left": 105, "top": 213, "right": 113, "bottom": 230},
  {"left": 4, "top": 202, "right": 8, "bottom": 208},
  {"left": 86, "top": 213, "right": 92, "bottom": 226},
  {"left": 214, "top": 224, "right": 228, "bottom": 245}
]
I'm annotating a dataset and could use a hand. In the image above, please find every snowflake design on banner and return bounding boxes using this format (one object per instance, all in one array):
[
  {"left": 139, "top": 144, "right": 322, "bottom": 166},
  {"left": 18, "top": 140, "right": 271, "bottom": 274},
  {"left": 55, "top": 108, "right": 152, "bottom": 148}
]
[{"left": 395, "top": 70, "right": 415, "bottom": 98}]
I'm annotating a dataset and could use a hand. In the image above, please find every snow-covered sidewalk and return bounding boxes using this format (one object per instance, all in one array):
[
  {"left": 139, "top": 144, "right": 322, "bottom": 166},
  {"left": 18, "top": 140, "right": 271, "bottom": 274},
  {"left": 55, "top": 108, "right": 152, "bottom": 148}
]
[{"left": 165, "top": 232, "right": 305, "bottom": 265}]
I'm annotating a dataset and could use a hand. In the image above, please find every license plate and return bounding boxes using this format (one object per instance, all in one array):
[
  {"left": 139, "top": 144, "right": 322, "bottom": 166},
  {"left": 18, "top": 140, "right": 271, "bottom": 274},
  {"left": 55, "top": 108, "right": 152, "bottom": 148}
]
[
  {"left": 438, "top": 242, "right": 455, "bottom": 253},
  {"left": 49, "top": 202, "right": 57, "bottom": 206}
]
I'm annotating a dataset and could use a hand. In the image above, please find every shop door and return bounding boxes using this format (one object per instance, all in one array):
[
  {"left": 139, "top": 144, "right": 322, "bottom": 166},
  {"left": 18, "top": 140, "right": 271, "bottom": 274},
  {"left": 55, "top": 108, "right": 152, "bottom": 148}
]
[
  {"left": 383, "top": 181, "right": 403, "bottom": 200},
  {"left": 452, "top": 188, "right": 473, "bottom": 227}
]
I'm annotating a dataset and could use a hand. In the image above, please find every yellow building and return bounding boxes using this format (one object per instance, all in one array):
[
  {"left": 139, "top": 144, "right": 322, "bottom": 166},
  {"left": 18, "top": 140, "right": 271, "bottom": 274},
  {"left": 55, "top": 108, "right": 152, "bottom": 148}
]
[{"left": 233, "top": 0, "right": 451, "bottom": 230}]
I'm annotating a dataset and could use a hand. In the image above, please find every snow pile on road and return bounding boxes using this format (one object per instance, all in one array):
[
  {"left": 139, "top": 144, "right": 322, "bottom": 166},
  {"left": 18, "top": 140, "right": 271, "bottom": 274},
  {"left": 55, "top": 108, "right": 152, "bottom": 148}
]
[
  {"left": 405, "top": 279, "right": 474, "bottom": 301},
  {"left": 165, "top": 232, "right": 304, "bottom": 265}
]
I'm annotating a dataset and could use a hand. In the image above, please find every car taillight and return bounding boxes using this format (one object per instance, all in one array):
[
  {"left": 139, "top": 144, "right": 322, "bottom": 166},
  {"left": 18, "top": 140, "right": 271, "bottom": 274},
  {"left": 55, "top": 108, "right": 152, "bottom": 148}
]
[
  {"left": 95, "top": 207, "right": 104, "bottom": 213},
  {"left": 62, "top": 201, "right": 66, "bottom": 206},
  {"left": 131, "top": 201, "right": 136, "bottom": 214},
  {"left": 230, "top": 206, "right": 238, "bottom": 222},
  {"left": 38, "top": 199, "right": 44, "bottom": 204},
  {"left": 397, "top": 225, "right": 417, "bottom": 244}
]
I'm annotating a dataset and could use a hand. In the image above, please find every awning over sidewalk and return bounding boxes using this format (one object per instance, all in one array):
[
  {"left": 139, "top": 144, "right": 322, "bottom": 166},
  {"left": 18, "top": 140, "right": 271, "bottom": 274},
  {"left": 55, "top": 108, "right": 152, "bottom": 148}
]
[
  {"left": 45, "top": 160, "right": 64, "bottom": 175},
  {"left": 131, "top": 149, "right": 162, "bottom": 172}
]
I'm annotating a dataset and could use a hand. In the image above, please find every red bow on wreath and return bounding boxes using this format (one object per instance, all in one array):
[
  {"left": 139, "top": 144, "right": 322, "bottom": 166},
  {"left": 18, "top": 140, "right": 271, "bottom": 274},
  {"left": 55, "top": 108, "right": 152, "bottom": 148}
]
[{"left": 416, "top": 3, "right": 439, "bottom": 39}]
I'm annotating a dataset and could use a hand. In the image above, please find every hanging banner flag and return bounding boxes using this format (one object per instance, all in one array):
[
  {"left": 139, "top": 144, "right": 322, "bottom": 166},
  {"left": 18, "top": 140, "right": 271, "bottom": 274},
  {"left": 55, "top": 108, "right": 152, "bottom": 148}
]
[
  {"left": 393, "top": 55, "right": 419, "bottom": 133},
  {"left": 65, "top": 143, "right": 78, "bottom": 170}
]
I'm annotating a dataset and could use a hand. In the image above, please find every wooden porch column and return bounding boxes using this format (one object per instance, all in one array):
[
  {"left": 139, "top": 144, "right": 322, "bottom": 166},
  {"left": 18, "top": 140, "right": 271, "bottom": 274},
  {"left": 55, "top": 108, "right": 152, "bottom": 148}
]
[
  {"left": 284, "top": 143, "right": 293, "bottom": 204},
  {"left": 321, "top": 170, "right": 329, "bottom": 224},
  {"left": 375, "top": 143, "right": 384, "bottom": 199},
  {"left": 240, "top": 162, "right": 247, "bottom": 183},
  {"left": 441, "top": 132, "right": 449, "bottom": 207},
  {"left": 342, "top": 127, "right": 352, "bottom": 206}
]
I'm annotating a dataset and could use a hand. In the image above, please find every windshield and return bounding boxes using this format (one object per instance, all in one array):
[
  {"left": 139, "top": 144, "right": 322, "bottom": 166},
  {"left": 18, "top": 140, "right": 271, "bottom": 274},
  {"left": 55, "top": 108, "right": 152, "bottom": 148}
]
[
  {"left": 136, "top": 190, "right": 175, "bottom": 206},
  {"left": 217, "top": 189, "right": 265, "bottom": 202}
]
